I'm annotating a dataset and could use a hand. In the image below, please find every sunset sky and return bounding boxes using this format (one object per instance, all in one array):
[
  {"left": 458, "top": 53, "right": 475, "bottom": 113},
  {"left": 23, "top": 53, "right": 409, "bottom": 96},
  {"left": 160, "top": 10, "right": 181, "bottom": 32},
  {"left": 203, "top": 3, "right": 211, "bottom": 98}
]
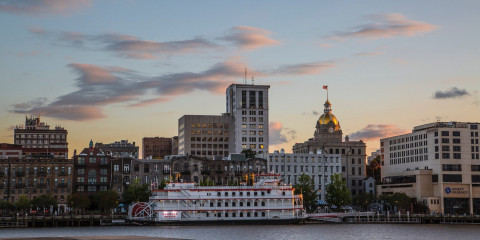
[{"left": 1, "top": 0, "right": 479, "bottom": 158}]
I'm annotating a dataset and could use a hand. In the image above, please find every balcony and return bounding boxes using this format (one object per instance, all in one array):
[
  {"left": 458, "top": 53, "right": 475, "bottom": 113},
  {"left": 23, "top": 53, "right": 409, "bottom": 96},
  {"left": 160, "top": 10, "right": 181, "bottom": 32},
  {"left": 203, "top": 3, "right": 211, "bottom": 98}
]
[
  {"left": 16, "top": 171, "right": 25, "bottom": 177},
  {"left": 58, "top": 172, "right": 68, "bottom": 176},
  {"left": 201, "top": 170, "right": 210, "bottom": 174},
  {"left": 37, "top": 171, "right": 47, "bottom": 176},
  {"left": 163, "top": 170, "right": 171, "bottom": 174},
  {"left": 15, "top": 183, "right": 25, "bottom": 188},
  {"left": 181, "top": 170, "right": 191, "bottom": 175}
]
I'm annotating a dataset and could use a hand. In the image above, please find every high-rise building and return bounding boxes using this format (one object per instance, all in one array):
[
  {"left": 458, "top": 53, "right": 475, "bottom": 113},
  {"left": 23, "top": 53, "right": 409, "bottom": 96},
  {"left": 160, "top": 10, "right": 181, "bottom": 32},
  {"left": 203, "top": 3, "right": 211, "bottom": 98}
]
[
  {"left": 292, "top": 98, "right": 366, "bottom": 196},
  {"left": 379, "top": 121, "right": 480, "bottom": 214},
  {"left": 226, "top": 84, "right": 270, "bottom": 156},
  {"left": 14, "top": 115, "right": 68, "bottom": 159},
  {"left": 142, "top": 137, "right": 173, "bottom": 159},
  {"left": 178, "top": 115, "right": 234, "bottom": 159}
]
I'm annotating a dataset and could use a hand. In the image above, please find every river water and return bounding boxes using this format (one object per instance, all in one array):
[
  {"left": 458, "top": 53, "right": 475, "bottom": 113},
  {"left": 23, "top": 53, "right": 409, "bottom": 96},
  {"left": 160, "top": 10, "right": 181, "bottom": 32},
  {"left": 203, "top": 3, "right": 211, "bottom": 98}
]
[{"left": 1, "top": 224, "right": 480, "bottom": 240}]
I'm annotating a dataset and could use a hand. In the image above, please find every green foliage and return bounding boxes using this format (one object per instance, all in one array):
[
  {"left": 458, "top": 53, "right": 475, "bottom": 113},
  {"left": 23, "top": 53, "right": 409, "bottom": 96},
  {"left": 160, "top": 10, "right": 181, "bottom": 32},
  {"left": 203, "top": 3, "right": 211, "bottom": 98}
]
[
  {"left": 93, "top": 190, "right": 118, "bottom": 212},
  {"left": 326, "top": 173, "right": 351, "bottom": 209},
  {"left": 241, "top": 149, "right": 256, "bottom": 159},
  {"left": 366, "top": 155, "right": 381, "bottom": 182},
  {"left": 387, "top": 192, "right": 411, "bottom": 212},
  {"left": 0, "top": 201, "right": 14, "bottom": 210},
  {"left": 352, "top": 193, "right": 374, "bottom": 211},
  {"left": 158, "top": 179, "right": 170, "bottom": 190},
  {"left": 32, "top": 194, "right": 57, "bottom": 209},
  {"left": 14, "top": 195, "right": 31, "bottom": 213},
  {"left": 228, "top": 180, "right": 239, "bottom": 186},
  {"left": 67, "top": 193, "right": 91, "bottom": 213},
  {"left": 413, "top": 201, "right": 429, "bottom": 214},
  {"left": 122, "top": 179, "right": 151, "bottom": 204},
  {"left": 199, "top": 179, "right": 215, "bottom": 186},
  {"left": 294, "top": 174, "right": 318, "bottom": 213}
]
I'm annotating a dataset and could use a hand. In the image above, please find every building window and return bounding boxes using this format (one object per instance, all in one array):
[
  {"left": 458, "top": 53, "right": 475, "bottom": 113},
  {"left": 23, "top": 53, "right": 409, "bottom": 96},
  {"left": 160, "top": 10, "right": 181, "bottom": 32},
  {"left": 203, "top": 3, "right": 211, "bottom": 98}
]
[{"left": 443, "top": 174, "right": 462, "bottom": 182}]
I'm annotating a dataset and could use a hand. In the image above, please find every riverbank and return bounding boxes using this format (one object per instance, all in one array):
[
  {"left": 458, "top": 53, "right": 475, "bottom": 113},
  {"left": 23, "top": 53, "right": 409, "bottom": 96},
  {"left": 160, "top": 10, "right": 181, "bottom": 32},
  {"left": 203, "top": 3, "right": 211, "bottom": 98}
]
[{"left": 0, "top": 237, "right": 184, "bottom": 240}]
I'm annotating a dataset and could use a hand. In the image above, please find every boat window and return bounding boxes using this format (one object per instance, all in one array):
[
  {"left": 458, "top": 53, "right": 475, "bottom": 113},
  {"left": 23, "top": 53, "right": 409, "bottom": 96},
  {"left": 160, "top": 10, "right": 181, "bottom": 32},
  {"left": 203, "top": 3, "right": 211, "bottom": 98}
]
[
  {"left": 254, "top": 202, "right": 258, "bottom": 206},
  {"left": 210, "top": 202, "right": 214, "bottom": 207},
  {"left": 247, "top": 212, "right": 251, "bottom": 217},
  {"left": 240, "top": 192, "right": 243, "bottom": 196},
  {"left": 282, "top": 192, "right": 285, "bottom": 196},
  {"left": 240, "top": 212, "right": 243, "bottom": 217},
  {"left": 217, "top": 202, "right": 221, "bottom": 207},
  {"left": 261, "top": 192, "right": 265, "bottom": 196},
  {"left": 232, "top": 192, "right": 236, "bottom": 196},
  {"left": 240, "top": 202, "right": 243, "bottom": 206},
  {"left": 247, "top": 192, "right": 250, "bottom": 196},
  {"left": 232, "top": 212, "right": 236, "bottom": 217},
  {"left": 254, "top": 212, "right": 258, "bottom": 217},
  {"left": 261, "top": 201, "right": 265, "bottom": 206},
  {"left": 217, "top": 192, "right": 221, "bottom": 196},
  {"left": 232, "top": 202, "right": 236, "bottom": 207},
  {"left": 247, "top": 202, "right": 251, "bottom": 206},
  {"left": 261, "top": 212, "right": 266, "bottom": 217},
  {"left": 254, "top": 192, "right": 258, "bottom": 196},
  {"left": 225, "top": 192, "right": 228, "bottom": 196}
]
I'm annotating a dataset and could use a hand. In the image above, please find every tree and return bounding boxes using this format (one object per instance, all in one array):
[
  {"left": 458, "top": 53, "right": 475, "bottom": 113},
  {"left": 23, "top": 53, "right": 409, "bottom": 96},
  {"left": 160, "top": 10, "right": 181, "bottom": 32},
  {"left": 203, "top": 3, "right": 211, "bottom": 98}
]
[
  {"left": 0, "top": 201, "right": 14, "bottom": 215},
  {"left": 241, "top": 149, "right": 256, "bottom": 159},
  {"left": 32, "top": 195, "right": 57, "bottom": 213},
  {"left": 14, "top": 195, "right": 31, "bottom": 214},
  {"left": 199, "top": 179, "right": 215, "bottom": 186},
  {"left": 387, "top": 192, "right": 411, "bottom": 213},
  {"left": 158, "top": 178, "right": 170, "bottom": 190},
  {"left": 67, "top": 193, "right": 91, "bottom": 214},
  {"left": 326, "top": 173, "right": 351, "bottom": 209},
  {"left": 352, "top": 193, "right": 374, "bottom": 211},
  {"left": 366, "top": 155, "right": 381, "bottom": 182},
  {"left": 122, "top": 179, "right": 151, "bottom": 204},
  {"left": 94, "top": 190, "right": 119, "bottom": 213},
  {"left": 294, "top": 174, "right": 318, "bottom": 213}
]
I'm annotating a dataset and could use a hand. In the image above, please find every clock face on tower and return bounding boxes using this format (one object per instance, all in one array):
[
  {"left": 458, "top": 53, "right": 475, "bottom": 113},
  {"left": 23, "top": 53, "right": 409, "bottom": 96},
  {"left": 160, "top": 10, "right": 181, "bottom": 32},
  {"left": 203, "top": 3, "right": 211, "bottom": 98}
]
[{"left": 329, "top": 127, "right": 334, "bottom": 133}]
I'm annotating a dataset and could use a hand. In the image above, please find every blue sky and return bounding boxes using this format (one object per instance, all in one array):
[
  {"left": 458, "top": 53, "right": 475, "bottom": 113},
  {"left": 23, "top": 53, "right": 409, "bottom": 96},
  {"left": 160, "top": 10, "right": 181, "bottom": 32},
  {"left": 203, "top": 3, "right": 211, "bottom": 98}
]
[{"left": 1, "top": 0, "right": 479, "bottom": 157}]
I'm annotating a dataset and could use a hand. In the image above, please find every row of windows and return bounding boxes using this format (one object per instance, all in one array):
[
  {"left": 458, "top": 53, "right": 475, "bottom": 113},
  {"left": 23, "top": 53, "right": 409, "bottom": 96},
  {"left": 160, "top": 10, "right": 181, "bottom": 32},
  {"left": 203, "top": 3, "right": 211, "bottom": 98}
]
[
  {"left": 190, "top": 130, "right": 229, "bottom": 136},
  {"left": 241, "top": 117, "right": 264, "bottom": 122},
  {"left": 390, "top": 141, "right": 428, "bottom": 151},
  {"left": 435, "top": 153, "right": 462, "bottom": 159},
  {"left": 241, "top": 124, "right": 264, "bottom": 129},
  {"left": 77, "top": 185, "right": 108, "bottom": 192},
  {"left": 209, "top": 211, "right": 267, "bottom": 218},
  {"left": 3, "top": 178, "right": 69, "bottom": 186},
  {"left": 241, "top": 130, "right": 264, "bottom": 135},
  {"left": 269, "top": 156, "right": 340, "bottom": 164},
  {"left": 190, "top": 137, "right": 229, "bottom": 142},
  {"left": 2, "top": 166, "right": 71, "bottom": 175},
  {"left": 241, "top": 144, "right": 264, "bottom": 149},
  {"left": 15, "top": 134, "right": 65, "bottom": 139},
  {"left": 270, "top": 165, "right": 340, "bottom": 174},
  {"left": 241, "top": 137, "right": 264, "bottom": 142},
  {"left": 189, "top": 123, "right": 229, "bottom": 129},
  {"left": 389, "top": 134, "right": 427, "bottom": 145},
  {"left": 241, "top": 110, "right": 264, "bottom": 115},
  {"left": 389, "top": 155, "right": 429, "bottom": 165}
]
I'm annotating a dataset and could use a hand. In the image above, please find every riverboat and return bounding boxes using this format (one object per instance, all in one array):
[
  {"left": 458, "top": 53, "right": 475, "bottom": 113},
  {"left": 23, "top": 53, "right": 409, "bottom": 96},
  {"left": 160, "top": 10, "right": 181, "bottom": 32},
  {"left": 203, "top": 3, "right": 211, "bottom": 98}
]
[{"left": 127, "top": 174, "right": 305, "bottom": 224}]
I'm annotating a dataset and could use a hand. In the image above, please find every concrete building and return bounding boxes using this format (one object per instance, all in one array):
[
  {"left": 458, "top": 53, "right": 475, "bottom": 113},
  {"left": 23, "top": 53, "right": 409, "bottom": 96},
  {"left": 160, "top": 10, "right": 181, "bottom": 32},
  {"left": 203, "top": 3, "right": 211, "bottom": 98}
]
[
  {"left": 0, "top": 155, "right": 73, "bottom": 212},
  {"left": 378, "top": 121, "right": 480, "bottom": 214},
  {"left": 178, "top": 115, "right": 234, "bottom": 159},
  {"left": 226, "top": 84, "right": 270, "bottom": 156},
  {"left": 292, "top": 99, "right": 366, "bottom": 196},
  {"left": 171, "top": 136, "right": 179, "bottom": 155},
  {"left": 142, "top": 137, "right": 173, "bottom": 159},
  {"left": 14, "top": 115, "right": 68, "bottom": 159},
  {"left": 73, "top": 140, "right": 111, "bottom": 195},
  {"left": 96, "top": 140, "right": 138, "bottom": 158},
  {"left": 267, "top": 150, "right": 342, "bottom": 201}
]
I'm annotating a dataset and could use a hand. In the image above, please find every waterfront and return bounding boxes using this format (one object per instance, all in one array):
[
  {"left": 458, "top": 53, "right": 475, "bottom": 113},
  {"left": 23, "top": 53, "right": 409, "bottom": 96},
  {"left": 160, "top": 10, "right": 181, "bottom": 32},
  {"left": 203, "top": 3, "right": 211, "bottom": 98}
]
[{"left": 1, "top": 224, "right": 480, "bottom": 240}]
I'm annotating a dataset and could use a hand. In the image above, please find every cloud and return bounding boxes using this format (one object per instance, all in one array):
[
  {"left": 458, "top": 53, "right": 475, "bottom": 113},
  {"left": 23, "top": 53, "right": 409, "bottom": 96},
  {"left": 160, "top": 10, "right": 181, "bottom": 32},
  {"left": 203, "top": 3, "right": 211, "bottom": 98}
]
[
  {"left": 11, "top": 56, "right": 332, "bottom": 121},
  {"left": 433, "top": 87, "right": 469, "bottom": 99},
  {"left": 0, "top": 0, "right": 91, "bottom": 16},
  {"left": 354, "top": 51, "right": 383, "bottom": 56},
  {"left": 265, "top": 62, "right": 335, "bottom": 76},
  {"left": 269, "top": 121, "right": 296, "bottom": 145},
  {"left": 303, "top": 110, "right": 320, "bottom": 116},
  {"left": 30, "top": 26, "right": 279, "bottom": 59},
  {"left": 328, "top": 13, "right": 438, "bottom": 41},
  {"left": 349, "top": 124, "right": 409, "bottom": 141},
  {"left": 221, "top": 26, "right": 279, "bottom": 50}
]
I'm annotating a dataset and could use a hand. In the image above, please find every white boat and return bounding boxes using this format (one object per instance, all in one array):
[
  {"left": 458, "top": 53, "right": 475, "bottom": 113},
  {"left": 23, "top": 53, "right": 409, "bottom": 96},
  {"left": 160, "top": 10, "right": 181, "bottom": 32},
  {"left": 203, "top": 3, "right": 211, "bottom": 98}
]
[{"left": 127, "top": 174, "right": 305, "bottom": 224}]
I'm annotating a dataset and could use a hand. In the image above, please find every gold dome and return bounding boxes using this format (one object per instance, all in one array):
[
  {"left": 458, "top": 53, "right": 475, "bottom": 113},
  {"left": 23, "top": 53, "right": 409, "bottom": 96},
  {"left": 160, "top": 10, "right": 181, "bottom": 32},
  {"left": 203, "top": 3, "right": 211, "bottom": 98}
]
[{"left": 318, "top": 113, "right": 339, "bottom": 126}]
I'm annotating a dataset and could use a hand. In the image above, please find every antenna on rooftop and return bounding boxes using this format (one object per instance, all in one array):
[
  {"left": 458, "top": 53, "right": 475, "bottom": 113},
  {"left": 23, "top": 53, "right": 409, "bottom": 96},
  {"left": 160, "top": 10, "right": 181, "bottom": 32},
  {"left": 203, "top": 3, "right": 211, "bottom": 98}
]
[{"left": 244, "top": 67, "right": 247, "bottom": 84}]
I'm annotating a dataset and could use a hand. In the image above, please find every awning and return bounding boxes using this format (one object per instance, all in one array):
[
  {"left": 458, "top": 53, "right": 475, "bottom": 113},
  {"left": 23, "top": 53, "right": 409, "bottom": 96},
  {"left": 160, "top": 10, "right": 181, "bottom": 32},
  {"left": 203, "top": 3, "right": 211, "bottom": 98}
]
[{"left": 317, "top": 200, "right": 328, "bottom": 205}]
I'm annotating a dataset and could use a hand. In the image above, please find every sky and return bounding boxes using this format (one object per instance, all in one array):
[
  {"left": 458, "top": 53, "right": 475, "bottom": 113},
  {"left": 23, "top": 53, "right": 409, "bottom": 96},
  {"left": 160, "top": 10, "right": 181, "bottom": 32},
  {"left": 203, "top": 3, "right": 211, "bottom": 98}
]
[{"left": 1, "top": 0, "right": 479, "bottom": 158}]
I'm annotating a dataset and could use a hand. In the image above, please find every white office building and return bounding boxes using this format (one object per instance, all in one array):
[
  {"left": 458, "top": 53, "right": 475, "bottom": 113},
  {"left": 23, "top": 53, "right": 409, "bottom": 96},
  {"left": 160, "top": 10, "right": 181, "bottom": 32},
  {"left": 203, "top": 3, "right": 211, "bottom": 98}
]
[{"left": 267, "top": 150, "right": 342, "bottom": 201}]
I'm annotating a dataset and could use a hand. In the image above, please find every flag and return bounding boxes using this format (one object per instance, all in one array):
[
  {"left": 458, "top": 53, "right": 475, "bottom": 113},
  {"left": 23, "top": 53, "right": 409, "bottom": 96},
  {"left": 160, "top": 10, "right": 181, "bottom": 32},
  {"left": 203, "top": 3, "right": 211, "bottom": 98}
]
[{"left": 323, "top": 85, "right": 328, "bottom": 90}]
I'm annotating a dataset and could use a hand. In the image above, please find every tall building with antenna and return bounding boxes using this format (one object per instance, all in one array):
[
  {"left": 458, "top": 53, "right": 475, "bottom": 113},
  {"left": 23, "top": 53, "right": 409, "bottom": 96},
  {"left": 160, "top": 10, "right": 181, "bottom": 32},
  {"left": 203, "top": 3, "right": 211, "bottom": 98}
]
[{"left": 226, "top": 83, "right": 270, "bottom": 156}]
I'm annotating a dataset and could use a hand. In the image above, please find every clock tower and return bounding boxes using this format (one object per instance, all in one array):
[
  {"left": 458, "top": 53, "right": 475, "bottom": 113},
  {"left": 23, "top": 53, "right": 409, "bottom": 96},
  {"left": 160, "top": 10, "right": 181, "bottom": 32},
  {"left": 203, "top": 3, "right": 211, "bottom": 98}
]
[{"left": 313, "top": 98, "right": 342, "bottom": 143}]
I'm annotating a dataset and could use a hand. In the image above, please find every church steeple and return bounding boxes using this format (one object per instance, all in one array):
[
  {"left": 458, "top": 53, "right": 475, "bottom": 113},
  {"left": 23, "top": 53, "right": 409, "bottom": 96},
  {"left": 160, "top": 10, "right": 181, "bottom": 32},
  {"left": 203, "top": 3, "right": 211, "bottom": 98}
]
[{"left": 89, "top": 139, "right": 94, "bottom": 148}]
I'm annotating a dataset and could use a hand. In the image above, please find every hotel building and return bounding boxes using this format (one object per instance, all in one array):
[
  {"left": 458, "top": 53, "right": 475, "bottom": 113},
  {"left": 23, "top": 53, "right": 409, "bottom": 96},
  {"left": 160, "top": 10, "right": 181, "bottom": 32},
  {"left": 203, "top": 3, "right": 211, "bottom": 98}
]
[{"left": 379, "top": 121, "right": 480, "bottom": 214}]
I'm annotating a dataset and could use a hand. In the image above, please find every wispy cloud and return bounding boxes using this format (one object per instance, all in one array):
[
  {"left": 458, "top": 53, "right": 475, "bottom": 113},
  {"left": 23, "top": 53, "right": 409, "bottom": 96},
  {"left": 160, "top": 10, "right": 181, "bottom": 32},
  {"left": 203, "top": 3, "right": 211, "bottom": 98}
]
[
  {"left": 12, "top": 56, "right": 333, "bottom": 121},
  {"left": 433, "top": 87, "right": 469, "bottom": 99},
  {"left": 30, "top": 25, "right": 279, "bottom": 59},
  {"left": 0, "top": 0, "right": 91, "bottom": 16},
  {"left": 328, "top": 13, "right": 438, "bottom": 41},
  {"left": 265, "top": 61, "right": 335, "bottom": 76},
  {"left": 349, "top": 124, "right": 409, "bottom": 141},
  {"left": 354, "top": 51, "right": 384, "bottom": 57},
  {"left": 269, "top": 121, "right": 296, "bottom": 145},
  {"left": 221, "top": 26, "right": 279, "bottom": 50}
]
